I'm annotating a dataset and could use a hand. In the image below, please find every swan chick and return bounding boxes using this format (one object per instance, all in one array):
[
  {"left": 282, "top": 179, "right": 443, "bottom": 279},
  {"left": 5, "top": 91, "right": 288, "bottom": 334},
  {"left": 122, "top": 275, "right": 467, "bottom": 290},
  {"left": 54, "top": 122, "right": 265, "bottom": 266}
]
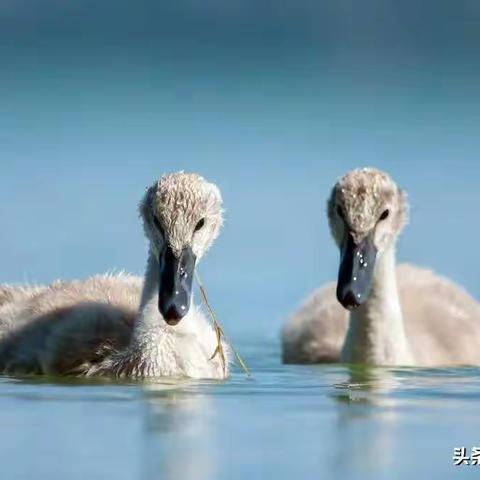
[
  {"left": 282, "top": 168, "right": 480, "bottom": 366},
  {"left": 0, "top": 172, "right": 229, "bottom": 379}
]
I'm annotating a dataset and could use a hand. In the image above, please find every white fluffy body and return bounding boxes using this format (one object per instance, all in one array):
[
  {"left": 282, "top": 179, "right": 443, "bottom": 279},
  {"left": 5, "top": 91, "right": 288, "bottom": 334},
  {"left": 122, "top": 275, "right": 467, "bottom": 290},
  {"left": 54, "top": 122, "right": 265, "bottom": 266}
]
[
  {"left": 282, "top": 168, "right": 480, "bottom": 367},
  {"left": 0, "top": 173, "right": 229, "bottom": 379}
]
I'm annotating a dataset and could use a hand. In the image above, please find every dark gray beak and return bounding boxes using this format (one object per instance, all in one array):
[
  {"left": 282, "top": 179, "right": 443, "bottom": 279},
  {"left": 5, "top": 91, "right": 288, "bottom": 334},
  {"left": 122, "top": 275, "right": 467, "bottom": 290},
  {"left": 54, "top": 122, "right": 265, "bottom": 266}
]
[
  {"left": 158, "top": 246, "right": 196, "bottom": 325},
  {"left": 336, "top": 231, "right": 377, "bottom": 310}
]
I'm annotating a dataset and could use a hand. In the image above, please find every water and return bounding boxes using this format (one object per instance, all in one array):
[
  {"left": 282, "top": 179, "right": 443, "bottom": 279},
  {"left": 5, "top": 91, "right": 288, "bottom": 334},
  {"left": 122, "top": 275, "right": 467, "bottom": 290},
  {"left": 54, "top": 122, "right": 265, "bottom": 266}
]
[{"left": 1, "top": 336, "right": 479, "bottom": 480}]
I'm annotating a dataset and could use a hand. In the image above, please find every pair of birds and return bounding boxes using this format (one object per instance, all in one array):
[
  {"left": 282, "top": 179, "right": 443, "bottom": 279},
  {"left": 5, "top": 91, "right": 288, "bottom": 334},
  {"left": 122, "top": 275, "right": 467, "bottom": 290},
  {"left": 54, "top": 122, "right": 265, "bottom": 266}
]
[{"left": 0, "top": 169, "right": 478, "bottom": 380}]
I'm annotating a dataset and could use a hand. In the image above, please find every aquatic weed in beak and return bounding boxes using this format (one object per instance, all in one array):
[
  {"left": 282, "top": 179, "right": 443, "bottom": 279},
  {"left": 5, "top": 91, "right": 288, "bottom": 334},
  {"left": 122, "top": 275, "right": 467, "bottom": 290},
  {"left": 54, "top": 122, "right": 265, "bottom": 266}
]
[{"left": 194, "top": 272, "right": 251, "bottom": 379}]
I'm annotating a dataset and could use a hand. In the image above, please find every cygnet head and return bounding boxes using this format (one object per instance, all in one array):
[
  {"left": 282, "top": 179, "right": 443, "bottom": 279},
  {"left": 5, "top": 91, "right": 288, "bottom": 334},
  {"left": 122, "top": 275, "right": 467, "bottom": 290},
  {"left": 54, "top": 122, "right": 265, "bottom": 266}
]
[
  {"left": 327, "top": 168, "right": 408, "bottom": 310},
  {"left": 140, "top": 172, "right": 223, "bottom": 325}
]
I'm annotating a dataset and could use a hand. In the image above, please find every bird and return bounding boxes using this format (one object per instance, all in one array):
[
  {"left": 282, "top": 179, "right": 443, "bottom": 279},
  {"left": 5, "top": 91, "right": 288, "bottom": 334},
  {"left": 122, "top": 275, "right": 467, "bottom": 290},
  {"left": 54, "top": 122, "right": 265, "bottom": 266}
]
[
  {"left": 282, "top": 167, "right": 480, "bottom": 366},
  {"left": 0, "top": 172, "right": 229, "bottom": 379}
]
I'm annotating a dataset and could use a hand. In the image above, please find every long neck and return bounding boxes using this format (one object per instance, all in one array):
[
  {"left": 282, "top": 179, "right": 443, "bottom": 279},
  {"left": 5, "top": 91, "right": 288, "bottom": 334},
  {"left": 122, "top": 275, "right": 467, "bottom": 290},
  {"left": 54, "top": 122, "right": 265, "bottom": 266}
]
[
  {"left": 134, "top": 250, "right": 162, "bottom": 337},
  {"left": 98, "top": 250, "right": 164, "bottom": 376},
  {"left": 341, "top": 245, "right": 413, "bottom": 365}
]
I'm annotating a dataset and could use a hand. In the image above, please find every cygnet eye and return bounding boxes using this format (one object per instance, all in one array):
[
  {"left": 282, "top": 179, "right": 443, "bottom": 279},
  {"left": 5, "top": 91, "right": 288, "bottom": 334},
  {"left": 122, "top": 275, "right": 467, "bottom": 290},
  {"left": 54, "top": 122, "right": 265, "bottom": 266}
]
[
  {"left": 194, "top": 218, "right": 205, "bottom": 232},
  {"left": 379, "top": 209, "right": 390, "bottom": 221},
  {"left": 336, "top": 205, "right": 345, "bottom": 220},
  {"left": 153, "top": 215, "right": 163, "bottom": 232}
]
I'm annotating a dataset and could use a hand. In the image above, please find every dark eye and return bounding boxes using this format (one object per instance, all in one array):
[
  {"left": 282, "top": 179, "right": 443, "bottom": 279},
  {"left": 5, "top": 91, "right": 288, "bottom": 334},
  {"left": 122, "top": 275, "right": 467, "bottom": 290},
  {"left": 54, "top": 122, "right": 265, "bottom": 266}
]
[
  {"left": 379, "top": 209, "right": 390, "bottom": 221},
  {"left": 194, "top": 218, "right": 205, "bottom": 232},
  {"left": 153, "top": 215, "right": 163, "bottom": 231},
  {"left": 336, "top": 205, "right": 344, "bottom": 219}
]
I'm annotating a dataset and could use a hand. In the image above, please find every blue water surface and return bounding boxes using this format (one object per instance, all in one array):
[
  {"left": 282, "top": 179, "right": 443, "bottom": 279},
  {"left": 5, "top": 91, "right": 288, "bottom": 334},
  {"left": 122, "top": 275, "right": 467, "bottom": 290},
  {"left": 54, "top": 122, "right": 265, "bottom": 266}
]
[{"left": 1, "top": 338, "right": 480, "bottom": 479}]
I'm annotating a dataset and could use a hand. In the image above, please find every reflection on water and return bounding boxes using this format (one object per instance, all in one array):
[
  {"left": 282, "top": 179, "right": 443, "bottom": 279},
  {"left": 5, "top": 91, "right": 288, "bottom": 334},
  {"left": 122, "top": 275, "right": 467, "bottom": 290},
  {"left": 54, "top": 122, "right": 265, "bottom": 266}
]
[
  {"left": 334, "top": 365, "right": 399, "bottom": 403},
  {"left": 0, "top": 343, "right": 480, "bottom": 479},
  {"left": 142, "top": 382, "right": 216, "bottom": 480},
  {"left": 332, "top": 366, "right": 400, "bottom": 479}
]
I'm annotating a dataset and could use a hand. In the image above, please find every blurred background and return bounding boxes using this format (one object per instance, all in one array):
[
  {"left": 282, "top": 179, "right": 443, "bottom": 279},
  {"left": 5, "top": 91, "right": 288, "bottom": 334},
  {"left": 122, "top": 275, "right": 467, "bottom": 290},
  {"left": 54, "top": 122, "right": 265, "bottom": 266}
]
[
  {"left": 1, "top": 0, "right": 479, "bottom": 341},
  {"left": 2, "top": 3, "right": 480, "bottom": 480}
]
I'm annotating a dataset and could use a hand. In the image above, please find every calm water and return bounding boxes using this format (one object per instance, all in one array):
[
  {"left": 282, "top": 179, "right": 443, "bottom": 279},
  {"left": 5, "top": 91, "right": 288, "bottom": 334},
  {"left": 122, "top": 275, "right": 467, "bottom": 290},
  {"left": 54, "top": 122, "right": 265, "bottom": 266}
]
[{"left": 1, "top": 335, "right": 480, "bottom": 480}]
